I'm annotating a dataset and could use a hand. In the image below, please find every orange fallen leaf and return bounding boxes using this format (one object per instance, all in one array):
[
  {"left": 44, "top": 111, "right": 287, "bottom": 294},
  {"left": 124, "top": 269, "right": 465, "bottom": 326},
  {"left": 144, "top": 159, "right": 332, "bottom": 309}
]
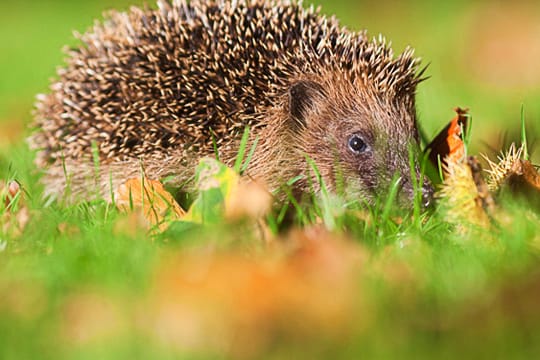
[
  {"left": 112, "top": 210, "right": 150, "bottom": 238},
  {"left": 115, "top": 178, "right": 185, "bottom": 232},
  {"left": 426, "top": 107, "right": 469, "bottom": 176}
]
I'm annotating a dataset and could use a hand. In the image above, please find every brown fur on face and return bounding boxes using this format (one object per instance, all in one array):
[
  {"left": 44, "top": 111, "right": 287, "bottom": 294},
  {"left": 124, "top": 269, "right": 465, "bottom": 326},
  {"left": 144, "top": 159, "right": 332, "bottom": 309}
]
[{"left": 243, "top": 70, "right": 432, "bottom": 206}]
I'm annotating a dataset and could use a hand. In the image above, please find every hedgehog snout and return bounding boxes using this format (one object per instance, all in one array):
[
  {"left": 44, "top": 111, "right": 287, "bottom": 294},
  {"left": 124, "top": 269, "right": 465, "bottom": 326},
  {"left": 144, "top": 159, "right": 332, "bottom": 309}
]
[
  {"left": 397, "top": 174, "right": 434, "bottom": 209},
  {"left": 420, "top": 179, "right": 434, "bottom": 208}
]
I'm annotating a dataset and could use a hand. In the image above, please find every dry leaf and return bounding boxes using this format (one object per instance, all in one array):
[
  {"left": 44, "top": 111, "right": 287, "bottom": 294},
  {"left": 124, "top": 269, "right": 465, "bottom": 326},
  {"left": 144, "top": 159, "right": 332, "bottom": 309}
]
[
  {"left": 112, "top": 210, "right": 150, "bottom": 238},
  {"left": 115, "top": 178, "right": 185, "bottom": 232},
  {"left": 426, "top": 107, "right": 469, "bottom": 176},
  {"left": 484, "top": 143, "right": 540, "bottom": 206},
  {"left": 1, "top": 180, "right": 30, "bottom": 238},
  {"left": 3, "top": 180, "right": 21, "bottom": 210},
  {"left": 224, "top": 179, "right": 272, "bottom": 221},
  {"left": 183, "top": 157, "right": 240, "bottom": 224},
  {"left": 507, "top": 160, "right": 540, "bottom": 192},
  {"left": 467, "top": 156, "right": 495, "bottom": 213}
]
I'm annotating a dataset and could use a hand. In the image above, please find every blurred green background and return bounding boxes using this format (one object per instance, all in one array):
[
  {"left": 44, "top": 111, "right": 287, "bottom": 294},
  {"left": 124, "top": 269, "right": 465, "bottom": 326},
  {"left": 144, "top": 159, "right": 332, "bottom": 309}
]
[{"left": 1, "top": 0, "right": 540, "bottom": 159}]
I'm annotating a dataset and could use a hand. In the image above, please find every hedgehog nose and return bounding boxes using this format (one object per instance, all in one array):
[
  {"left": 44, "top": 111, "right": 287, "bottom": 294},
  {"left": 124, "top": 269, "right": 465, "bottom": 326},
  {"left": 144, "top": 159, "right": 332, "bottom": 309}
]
[
  {"left": 397, "top": 176, "right": 433, "bottom": 209},
  {"left": 421, "top": 182, "right": 434, "bottom": 208}
]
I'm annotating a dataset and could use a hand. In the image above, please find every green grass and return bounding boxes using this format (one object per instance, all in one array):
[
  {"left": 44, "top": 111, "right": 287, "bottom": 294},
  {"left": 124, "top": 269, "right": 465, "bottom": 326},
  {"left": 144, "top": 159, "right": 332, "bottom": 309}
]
[
  {"left": 1, "top": 0, "right": 540, "bottom": 359},
  {"left": 1, "top": 147, "right": 540, "bottom": 359}
]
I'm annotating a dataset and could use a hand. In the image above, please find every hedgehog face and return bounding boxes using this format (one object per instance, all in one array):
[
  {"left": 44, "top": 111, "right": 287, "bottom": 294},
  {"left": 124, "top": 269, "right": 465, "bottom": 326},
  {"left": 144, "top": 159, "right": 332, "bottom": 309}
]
[{"left": 288, "top": 78, "right": 433, "bottom": 207}]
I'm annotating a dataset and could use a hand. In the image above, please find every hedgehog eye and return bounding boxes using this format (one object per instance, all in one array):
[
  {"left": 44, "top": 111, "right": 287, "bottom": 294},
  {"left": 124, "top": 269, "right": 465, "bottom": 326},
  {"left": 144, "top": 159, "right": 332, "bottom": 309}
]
[{"left": 348, "top": 134, "right": 368, "bottom": 154}]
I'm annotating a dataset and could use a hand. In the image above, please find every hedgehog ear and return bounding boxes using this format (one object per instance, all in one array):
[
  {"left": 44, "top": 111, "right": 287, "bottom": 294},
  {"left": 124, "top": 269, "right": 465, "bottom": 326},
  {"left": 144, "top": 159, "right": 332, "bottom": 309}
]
[{"left": 288, "top": 80, "right": 324, "bottom": 131}]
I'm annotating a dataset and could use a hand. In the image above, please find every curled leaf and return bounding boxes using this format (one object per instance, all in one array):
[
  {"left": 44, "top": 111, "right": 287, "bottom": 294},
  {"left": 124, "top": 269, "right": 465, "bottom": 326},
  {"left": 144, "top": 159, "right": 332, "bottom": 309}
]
[
  {"left": 115, "top": 178, "right": 185, "bottom": 232},
  {"left": 184, "top": 157, "right": 240, "bottom": 224},
  {"left": 426, "top": 107, "right": 469, "bottom": 177},
  {"left": 1, "top": 180, "right": 30, "bottom": 238}
]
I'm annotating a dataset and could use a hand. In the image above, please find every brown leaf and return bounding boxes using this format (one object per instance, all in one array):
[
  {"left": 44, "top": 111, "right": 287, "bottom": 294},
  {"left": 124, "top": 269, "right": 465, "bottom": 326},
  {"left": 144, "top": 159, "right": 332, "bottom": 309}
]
[
  {"left": 3, "top": 180, "right": 21, "bottom": 210},
  {"left": 484, "top": 144, "right": 540, "bottom": 204},
  {"left": 224, "top": 179, "right": 272, "bottom": 221},
  {"left": 115, "top": 178, "right": 185, "bottom": 232},
  {"left": 1, "top": 180, "right": 30, "bottom": 237},
  {"left": 426, "top": 107, "right": 469, "bottom": 177},
  {"left": 509, "top": 160, "right": 540, "bottom": 192},
  {"left": 113, "top": 210, "right": 150, "bottom": 238},
  {"left": 467, "top": 156, "right": 495, "bottom": 213}
]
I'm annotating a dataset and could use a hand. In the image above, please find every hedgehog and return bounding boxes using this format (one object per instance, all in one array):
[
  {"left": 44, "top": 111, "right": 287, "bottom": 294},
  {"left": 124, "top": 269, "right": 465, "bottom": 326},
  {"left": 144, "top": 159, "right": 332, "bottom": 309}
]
[{"left": 30, "top": 0, "right": 433, "bottom": 207}]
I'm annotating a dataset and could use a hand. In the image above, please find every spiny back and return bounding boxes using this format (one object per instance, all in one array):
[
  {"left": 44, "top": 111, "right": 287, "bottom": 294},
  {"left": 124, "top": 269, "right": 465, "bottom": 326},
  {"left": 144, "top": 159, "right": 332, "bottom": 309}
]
[{"left": 32, "top": 0, "right": 421, "bottom": 165}]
